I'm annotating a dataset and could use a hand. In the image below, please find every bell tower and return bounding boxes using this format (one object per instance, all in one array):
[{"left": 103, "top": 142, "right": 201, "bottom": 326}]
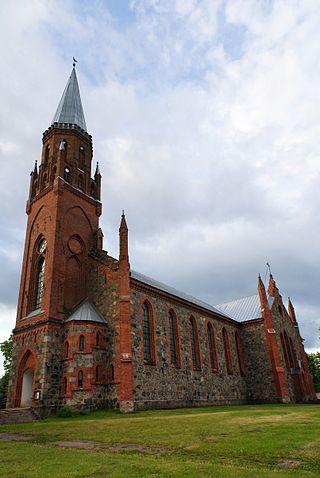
[{"left": 8, "top": 65, "right": 102, "bottom": 408}]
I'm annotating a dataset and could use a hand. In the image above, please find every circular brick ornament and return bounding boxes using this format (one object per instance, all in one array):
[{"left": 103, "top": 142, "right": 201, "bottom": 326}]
[{"left": 68, "top": 236, "right": 83, "bottom": 255}]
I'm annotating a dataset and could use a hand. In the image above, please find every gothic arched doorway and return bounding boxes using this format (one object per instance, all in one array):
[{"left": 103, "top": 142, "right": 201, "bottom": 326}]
[
  {"left": 21, "top": 369, "right": 34, "bottom": 407},
  {"left": 15, "top": 350, "right": 36, "bottom": 407}
]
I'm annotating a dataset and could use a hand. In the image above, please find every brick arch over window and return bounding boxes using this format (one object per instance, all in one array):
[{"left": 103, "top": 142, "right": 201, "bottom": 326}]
[
  {"left": 207, "top": 321, "right": 218, "bottom": 372},
  {"left": 141, "top": 300, "right": 156, "bottom": 364},
  {"left": 222, "top": 327, "right": 233, "bottom": 374},
  {"left": 27, "top": 235, "right": 47, "bottom": 314},
  {"left": 189, "top": 317, "right": 201, "bottom": 370},
  {"left": 168, "top": 309, "right": 180, "bottom": 367},
  {"left": 235, "top": 331, "right": 245, "bottom": 375}
]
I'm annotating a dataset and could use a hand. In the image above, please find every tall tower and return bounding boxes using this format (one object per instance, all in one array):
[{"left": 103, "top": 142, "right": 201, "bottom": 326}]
[{"left": 8, "top": 66, "right": 102, "bottom": 408}]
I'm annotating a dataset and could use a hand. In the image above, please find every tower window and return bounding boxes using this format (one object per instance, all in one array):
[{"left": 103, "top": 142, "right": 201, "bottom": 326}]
[
  {"left": 189, "top": 317, "right": 201, "bottom": 370},
  {"left": 79, "top": 335, "right": 85, "bottom": 352},
  {"left": 34, "top": 256, "right": 45, "bottom": 310},
  {"left": 78, "top": 370, "right": 83, "bottom": 388},
  {"left": 64, "top": 167, "right": 71, "bottom": 182},
  {"left": 78, "top": 174, "right": 84, "bottom": 190},
  {"left": 44, "top": 144, "right": 50, "bottom": 163}
]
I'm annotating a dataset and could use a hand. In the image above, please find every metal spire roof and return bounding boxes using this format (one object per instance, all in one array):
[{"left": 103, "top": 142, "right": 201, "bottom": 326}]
[{"left": 52, "top": 67, "right": 87, "bottom": 131}]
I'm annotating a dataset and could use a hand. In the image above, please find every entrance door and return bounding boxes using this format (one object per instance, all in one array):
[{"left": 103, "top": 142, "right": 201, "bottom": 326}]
[{"left": 20, "top": 368, "right": 34, "bottom": 407}]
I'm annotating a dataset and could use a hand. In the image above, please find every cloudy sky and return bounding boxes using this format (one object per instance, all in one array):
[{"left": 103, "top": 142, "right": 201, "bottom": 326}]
[{"left": 1, "top": 0, "right": 320, "bottom": 373}]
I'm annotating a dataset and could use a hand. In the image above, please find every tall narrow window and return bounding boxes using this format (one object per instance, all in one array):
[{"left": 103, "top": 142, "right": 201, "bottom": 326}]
[
  {"left": 63, "top": 377, "right": 67, "bottom": 395},
  {"left": 34, "top": 256, "right": 45, "bottom": 310},
  {"left": 223, "top": 327, "right": 233, "bottom": 374},
  {"left": 168, "top": 310, "right": 179, "bottom": 366},
  {"left": 96, "top": 331, "right": 100, "bottom": 347},
  {"left": 142, "top": 301, "right": 154, "bottom": 363},
  {"left": 235, "top": 331, "right": 245, "bottom": 375},
  {"left": 65, "top": 341, "right": 69, "bottom": 359},
  {"left": 189, "top": 317, "right": 201, "bottom": 370},
  {"left": 284, "top": 331, "right": 294, "bottom": 368},
  {"left": 79, "top": 335, "right": 85, "bottom": 352},
  {"left": 64, "top": 166, "right": 71, "bottom": 182},
  {"left": 280, "top": 332, "right": 290, "bottom": 371},
  {"left": 78, "top": 370, "right": 83, "bottom": 388},
  {"left": 95, "top": 365, "right": 100, "bottom": 383},
  {"left": 207, "top": 322, "right": 218, "bottom": 371}
]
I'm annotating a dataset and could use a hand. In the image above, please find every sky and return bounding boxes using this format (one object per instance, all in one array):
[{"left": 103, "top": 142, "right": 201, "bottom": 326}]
[{"left": 1, "top": 0, "right": 320, "bottom": 374}]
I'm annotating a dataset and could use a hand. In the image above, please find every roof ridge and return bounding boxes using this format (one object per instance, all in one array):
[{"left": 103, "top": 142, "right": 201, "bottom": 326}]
[{"left": 131, "top": 270, "right": 229, "bottom": 319}]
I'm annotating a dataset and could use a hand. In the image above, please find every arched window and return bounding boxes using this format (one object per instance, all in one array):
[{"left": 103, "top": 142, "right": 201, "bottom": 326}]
[
  {"left": 284, "top": 331, "right": 294, "bottom": 368},
  {"left": 65, "top": 341, "right": 69, "bottom": 358},
  {"left": 111, "top": 364, "right": 114, "bottom": 382},
  {"left": 142, "top": 301, "right": 154, "bottom": 364},
  {"left": 189, "top": 317, "right": 201, "bottom": 370},
  {"left": 63, "top": 377, "right": 67, "bottom": 395},
  {"left": 79, "top": 145, "right": 85, "bottom": 168},
  {"left": 34, "top": 255, "right": 45, "bottom": 310},
  {"left": 222, "top": 327, "right": 232, "bottom": 374},
  {"left": 289, "top": 337, "right": 297, "bottom": 369},
  {"left": 78, "top": 370, "right": 83, "bottom": 388},
  {"left": 78, "top": 174, "right": 84, "bottom": 190},
  {"left": 44, "top": 144, "right": 50, "bottom": 163},
  {"left": 64, "top": 166, "right": 71, "bottom": 182},
  {"left": 79, "top": 335, "right": 85, "bottom": 352},
  {"left": 207, "top": 322, "right": 218, "bottom": 371},
  {"left": 235, "top": 331, "right": 245, "bottom": 375},
  {"left": 280, "top": 332, "right": 290, "bottom": 371},
  {"left": 168, "top": 310, "right": 180, "bottom": 366},
  {"left": 95, "top": 365, "right": 100, "bottom": 383},
  {"left": 96, "top": 331, "right": 100, "bottom": 347}
]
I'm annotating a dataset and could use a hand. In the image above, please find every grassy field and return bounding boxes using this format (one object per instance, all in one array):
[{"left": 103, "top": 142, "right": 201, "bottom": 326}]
[{"left": 0, "top": 404, "right": 319, "bottom": 477}]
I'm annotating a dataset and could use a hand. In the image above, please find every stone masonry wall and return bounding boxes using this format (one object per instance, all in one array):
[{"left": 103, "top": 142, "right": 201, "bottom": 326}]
[
  {"left": 240, "top": 322, "right": 277, "bottom": 402},
  {"left": 131, "top": 286, "right": 247, "bottom": 410}
]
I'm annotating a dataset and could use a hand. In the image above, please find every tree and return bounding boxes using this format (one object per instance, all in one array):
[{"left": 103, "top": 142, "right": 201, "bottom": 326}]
[
  {"left": 307, "top": 352, "right": 320, "bottom": 393},
  {"left": 0, "top": 335, "right": 13, "bottom": 408}
]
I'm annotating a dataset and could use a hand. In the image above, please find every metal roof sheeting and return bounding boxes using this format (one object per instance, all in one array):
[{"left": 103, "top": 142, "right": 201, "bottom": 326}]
[
  {"left": 131, "top": 270, "right": 228, "bottom": 318},
  {"left": 52, "top": 68, "right": 87, "bottom": 131},
  {"left": 64, "top": 300, "right": 106, "bottom": 323},
  {"left": 214, "top": 295, "right": 263, "bottom": 322}
]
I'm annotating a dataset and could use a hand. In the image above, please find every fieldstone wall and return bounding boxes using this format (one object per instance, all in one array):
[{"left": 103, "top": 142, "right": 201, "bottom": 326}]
[
  {"left": 240, "top": 322, "right": 277, "bottom": 402},
  {"left": 131, "top": 287, "right": 247, "bottom": 410},
  {"left": 7, "top": 323, "right": 63, "bottom": 409}
]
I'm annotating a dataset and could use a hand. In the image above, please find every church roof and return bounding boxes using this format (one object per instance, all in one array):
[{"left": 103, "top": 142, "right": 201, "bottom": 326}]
[
  {"left": 131, "top": 270, "right": 228, "bottom": 318},
  {"left": 214, "top": 294, "right": 273, "bottom": 322},
  {"left": 52, "top": 67, "right": 87, "bottom": 131},
  {"left": 64, "top": 299, "right": 106, "bottom": 324}
]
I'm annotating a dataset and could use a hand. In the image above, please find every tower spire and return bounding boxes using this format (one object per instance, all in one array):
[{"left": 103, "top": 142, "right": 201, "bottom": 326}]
[{"left": 52, "top": 67, "right": 87, "bottom": 131}]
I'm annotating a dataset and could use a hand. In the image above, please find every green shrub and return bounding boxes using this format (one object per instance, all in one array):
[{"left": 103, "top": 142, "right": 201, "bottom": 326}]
[{"left": 57, "top": 405, "right": 73, "bottom": 418}]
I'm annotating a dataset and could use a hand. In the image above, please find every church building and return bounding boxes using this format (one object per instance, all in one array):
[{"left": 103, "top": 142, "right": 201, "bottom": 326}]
[{"left": 7, "top": 67, "right": 316, "bottom": 413}]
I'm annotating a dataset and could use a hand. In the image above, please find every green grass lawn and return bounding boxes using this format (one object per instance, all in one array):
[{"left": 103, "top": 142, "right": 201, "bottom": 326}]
[{"left": 0, "top": 404, "right": 319, "bottom": 477}]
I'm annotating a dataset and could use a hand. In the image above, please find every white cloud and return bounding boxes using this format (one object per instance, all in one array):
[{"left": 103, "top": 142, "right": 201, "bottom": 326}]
[{"left": 0, "top": 0, "right": 320, "bottom": 359}]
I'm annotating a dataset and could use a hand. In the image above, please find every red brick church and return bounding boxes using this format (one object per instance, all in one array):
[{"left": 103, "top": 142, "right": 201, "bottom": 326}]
[{"left": 7, "top": 67, "right": 315, "bottom": 413}]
